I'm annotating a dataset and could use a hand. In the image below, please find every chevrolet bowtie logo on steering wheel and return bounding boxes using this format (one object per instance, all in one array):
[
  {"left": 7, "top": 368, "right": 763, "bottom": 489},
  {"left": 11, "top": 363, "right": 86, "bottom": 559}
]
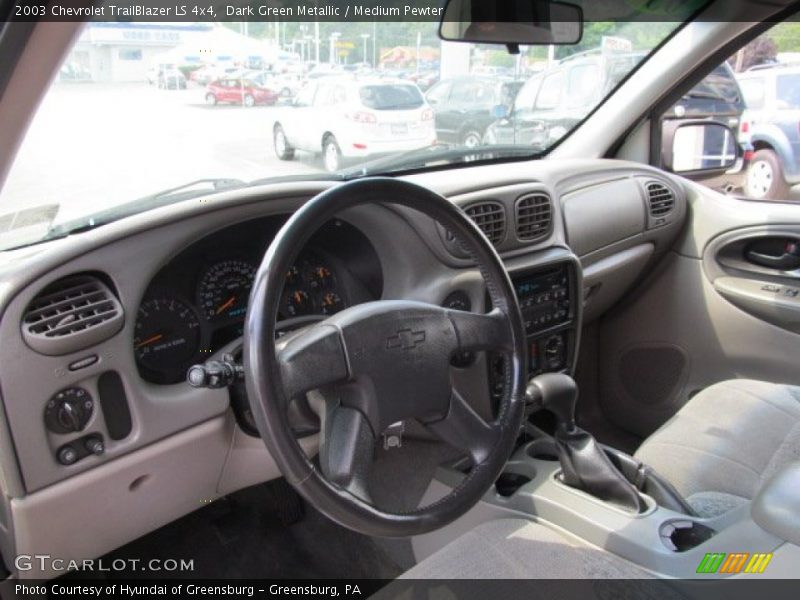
[{"left": 387, "top": 328, "right": 426, "bottom": 350}]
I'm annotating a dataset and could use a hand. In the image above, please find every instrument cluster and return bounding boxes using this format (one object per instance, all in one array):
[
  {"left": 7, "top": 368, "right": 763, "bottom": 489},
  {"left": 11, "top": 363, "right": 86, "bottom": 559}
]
[{"left": 133, "top": 217, "right": 381, "bottom": 385}]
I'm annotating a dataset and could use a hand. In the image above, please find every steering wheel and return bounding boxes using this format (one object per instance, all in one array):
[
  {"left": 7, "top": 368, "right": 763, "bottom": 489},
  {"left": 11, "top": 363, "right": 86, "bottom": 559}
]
[{"left": 244, "top": 177, "right": 527, "bottom": 537}]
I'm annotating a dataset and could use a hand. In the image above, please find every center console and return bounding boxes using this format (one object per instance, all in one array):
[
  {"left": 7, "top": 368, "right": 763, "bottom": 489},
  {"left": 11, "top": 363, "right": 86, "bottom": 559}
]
[{"left": 489, "top": 255, "right": 581, "bottom": 403}]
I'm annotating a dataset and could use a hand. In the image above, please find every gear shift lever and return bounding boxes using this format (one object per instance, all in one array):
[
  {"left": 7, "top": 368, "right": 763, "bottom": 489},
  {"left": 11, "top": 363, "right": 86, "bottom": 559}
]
[{"left": 527, "top": 373, "right": 644, "bottom": 512}]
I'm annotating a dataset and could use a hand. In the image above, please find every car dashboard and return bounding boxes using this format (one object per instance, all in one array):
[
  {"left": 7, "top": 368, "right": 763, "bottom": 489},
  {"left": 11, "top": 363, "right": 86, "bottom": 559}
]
[{"left": 0, "top": 158, "right": 687, "bottom": 579}]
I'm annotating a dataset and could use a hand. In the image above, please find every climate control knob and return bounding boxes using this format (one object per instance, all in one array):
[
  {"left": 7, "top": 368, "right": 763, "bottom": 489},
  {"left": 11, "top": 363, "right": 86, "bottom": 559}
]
[{"left": 44, "top": 387, "right": 93, "bottom": 434}]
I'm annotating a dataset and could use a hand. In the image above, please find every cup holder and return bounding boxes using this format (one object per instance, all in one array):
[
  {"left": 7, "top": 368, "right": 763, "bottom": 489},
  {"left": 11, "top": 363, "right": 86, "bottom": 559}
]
[
  {"left": 659, "top": 519, "right": 715, "bottom": 552},
  {"left": 495, "top": 472, "right": 532, "bottom": 497},
  {"left": 526, "top": 438, "right": 559, "bottom": 462}
]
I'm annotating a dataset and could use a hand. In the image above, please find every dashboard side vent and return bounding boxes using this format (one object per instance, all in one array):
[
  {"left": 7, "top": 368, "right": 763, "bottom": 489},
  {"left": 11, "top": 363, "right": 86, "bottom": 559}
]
[
  {"left": 463, "top": 202, "right": 506, "bottom": 246},
  {"left": 646, "top": 181, "right": 675, "bottom": 216},
  {"left": 22, "top": 274, "right": 124, "bottom": 355},
  {"left": 515, "top": 193, "right": 552, "bottom": 241}
]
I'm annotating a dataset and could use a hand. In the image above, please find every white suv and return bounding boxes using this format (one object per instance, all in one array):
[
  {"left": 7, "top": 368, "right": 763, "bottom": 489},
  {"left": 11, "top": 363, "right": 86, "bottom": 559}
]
[{"left": 273, "top": 77, "right": 436, "bottom": 172}]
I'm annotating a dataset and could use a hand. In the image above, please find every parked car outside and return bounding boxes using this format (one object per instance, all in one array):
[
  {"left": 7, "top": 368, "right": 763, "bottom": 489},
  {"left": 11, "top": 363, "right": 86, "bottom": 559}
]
[
  {"left": 273, "top": 77, "right": 436, "bottom": 172},
  {"left": 737, "top": 63, "right": 800, "bottom": 199},
  {"left": 156, "top": 66, "right": 187, "bottom": 90},
  {"left": 425, "top": 76, "right": 523, "bottom": 147},
  {"left": 482, "top": 50, "right": 645, "bottom": 150},
  {"left": 483, "top": 52, "right": 748, "bottom": 193},
  {"left": 205, "top": 77, "right": 280, "bottom": 107},
  {"left": 248, "top": 72, "right": 303, "bottom": 98},
  {"left": 408, "top": 70, "right": 439, "bottom": 91}
]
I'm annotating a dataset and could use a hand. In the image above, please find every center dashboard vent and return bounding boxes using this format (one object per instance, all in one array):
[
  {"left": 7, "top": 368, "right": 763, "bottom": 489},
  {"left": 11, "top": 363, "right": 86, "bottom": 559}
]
[
  {"left": 646, "top": 181, "right": 675, "bottom": 216},
  {"left": 463, "top": 201, "right": 506, "bottom": 246},
  {"left": 515, "top": 193, "right": 552, "bottom": 241},
  {"left": 22, "top": 274, "right": 124, "bottom": 356}
]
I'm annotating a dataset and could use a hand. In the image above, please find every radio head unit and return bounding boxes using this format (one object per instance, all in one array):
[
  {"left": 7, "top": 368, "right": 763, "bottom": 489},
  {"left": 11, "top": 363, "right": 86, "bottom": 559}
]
[{"left": 514, "top": 264, "right": 572, "bottom": 336}]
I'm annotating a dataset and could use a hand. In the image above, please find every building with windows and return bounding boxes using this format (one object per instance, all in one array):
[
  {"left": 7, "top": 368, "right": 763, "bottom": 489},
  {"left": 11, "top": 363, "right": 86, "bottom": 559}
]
[{"left": 61, "top": 23, "right": 213, "bottom": 83}]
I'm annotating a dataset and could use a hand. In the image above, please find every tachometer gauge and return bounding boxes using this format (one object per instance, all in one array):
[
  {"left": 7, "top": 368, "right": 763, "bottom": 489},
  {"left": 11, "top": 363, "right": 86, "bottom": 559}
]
[
  {"left": 134, "top": 297, "right": 201, "bottom": 383},
  {"left": 320, "top": 291, "right": 344, "bottom": 315},
  {"left": 198, "top": 260, "right": 256, "bottom": 321},
  {"left": 285, "top": 289, "right": 313, "bottom": 317}
]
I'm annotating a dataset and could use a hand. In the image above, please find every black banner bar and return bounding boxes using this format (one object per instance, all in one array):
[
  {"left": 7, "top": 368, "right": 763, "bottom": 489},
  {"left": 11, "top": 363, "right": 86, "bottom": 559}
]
[
  {"left": 3, "top": 579, "right": 800, "bottom": 600},
  {"left": 4, "top": 0, "right": 799, "bottom": 23}
]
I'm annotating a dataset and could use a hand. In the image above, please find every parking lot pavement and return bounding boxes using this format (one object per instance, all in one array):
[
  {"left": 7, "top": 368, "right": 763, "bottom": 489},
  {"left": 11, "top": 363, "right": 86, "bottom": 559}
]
[{"left": 0, "top": 82, "right": 324, "bottom": 224}]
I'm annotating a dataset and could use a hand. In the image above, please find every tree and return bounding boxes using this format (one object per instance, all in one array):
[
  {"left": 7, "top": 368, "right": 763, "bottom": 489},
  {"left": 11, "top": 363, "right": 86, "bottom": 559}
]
[{"left": 731, "top": 35, "right": 777, "bottom": 72}]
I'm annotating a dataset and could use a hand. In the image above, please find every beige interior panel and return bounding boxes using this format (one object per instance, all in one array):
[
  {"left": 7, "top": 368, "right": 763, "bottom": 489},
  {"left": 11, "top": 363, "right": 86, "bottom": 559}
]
[
  {"left": 11, "top": 417, "right": 230, "bottom": 579},
  {"left": 217, "top": 428, "right": 319, "bottom": 497},
  {"left": 597, "top": 183, "right": 800, "bottom": 438}
]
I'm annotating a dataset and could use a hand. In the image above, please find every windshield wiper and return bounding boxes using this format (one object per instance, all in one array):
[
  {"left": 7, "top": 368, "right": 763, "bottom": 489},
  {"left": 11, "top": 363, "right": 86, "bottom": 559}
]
[{"left": 341, "top": 144, "right": 539, "bottom": 179}]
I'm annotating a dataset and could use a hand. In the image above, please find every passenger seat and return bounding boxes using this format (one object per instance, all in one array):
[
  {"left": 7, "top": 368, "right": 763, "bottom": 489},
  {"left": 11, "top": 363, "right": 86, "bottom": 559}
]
[{"left": 634, "top": 380, "right": 800, "bottom": 517}]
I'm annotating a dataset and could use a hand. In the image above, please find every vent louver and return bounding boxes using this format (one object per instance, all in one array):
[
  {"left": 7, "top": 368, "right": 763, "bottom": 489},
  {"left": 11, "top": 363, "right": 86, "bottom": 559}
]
[
  {"left": 646, "top": 181, "right": 675, "bottom": 216},
  {"left": 22, "top": 275, "right": 124, "bottom": 355},
  {"left": 463, "top": 202, "right": 506, "bottom": 246},
  {"left": 515, "top": 193, "right": 552, "bottom": 241}
]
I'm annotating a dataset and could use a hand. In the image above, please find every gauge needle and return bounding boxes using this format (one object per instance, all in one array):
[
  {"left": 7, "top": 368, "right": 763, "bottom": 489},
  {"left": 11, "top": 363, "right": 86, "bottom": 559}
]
[
  {"left": 216, "top": 296, "right": 236, "bottom": 315},
  {"left": 136, "top": 334, "right": 163, "bottom": 349}
]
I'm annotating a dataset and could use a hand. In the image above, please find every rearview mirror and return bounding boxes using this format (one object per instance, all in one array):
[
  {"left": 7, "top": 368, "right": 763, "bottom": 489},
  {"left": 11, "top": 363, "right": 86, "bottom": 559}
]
[
  {"left": 662, "top": 121, "right": 739, "bottom": 174},
  {"left": 439, "top": 0, "right": 583, "bottom": 46}
]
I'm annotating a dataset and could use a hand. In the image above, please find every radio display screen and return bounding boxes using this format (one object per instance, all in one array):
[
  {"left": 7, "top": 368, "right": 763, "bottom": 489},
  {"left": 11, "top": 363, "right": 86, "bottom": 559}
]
[{"left": 513, "top": 264, "right": 571, "bottom": 335}]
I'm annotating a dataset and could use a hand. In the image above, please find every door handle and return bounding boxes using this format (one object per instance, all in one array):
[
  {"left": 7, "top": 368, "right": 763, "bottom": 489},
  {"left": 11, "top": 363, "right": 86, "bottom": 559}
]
[
  {"left": 745, "top": 239, "right": 800, "bottom": 270},
  {"left": 746, "top": 248, "right": 800, "bottom": 271}
]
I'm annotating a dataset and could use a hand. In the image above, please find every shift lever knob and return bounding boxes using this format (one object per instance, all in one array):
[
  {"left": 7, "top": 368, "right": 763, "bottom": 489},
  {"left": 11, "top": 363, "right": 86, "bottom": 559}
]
[
  {"left": 527, "top": 373, "right": 577, "bottom": 431},
  {"left": 527, "top": 372, "right": 643, "bottom": 513}
]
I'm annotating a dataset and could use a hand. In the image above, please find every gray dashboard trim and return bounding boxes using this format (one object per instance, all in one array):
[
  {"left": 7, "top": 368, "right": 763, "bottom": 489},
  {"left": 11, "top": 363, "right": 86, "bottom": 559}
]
[{"left": 0, "top": 158, "right": 686, "bottom": 498}]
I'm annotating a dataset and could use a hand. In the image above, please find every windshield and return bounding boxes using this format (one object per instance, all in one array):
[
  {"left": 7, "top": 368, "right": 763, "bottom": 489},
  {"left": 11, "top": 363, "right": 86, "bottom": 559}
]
[{"left": 0, "top": 18, "right": 686, "bottom": 249}]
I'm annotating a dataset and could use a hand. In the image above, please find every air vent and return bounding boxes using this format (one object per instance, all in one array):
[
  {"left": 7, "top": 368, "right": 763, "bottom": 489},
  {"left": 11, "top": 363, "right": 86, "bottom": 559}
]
[
  {"left": 22, "top": 275, "right": 124, "bottom": 356},
  {"left": 515, "top": 193, "right": 552, "bottom": 241},
  {"left": 464, "top": 202, "right": 506, "bottom": 246},
  {"left": 646, "top": 181, "right": 675, "bottom": 217}
]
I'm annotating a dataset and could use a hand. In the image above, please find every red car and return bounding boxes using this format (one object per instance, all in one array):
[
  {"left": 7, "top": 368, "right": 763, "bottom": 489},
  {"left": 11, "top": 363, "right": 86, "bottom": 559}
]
[{"left": 205, "top": 78, "right": 279, "bottom": 107}]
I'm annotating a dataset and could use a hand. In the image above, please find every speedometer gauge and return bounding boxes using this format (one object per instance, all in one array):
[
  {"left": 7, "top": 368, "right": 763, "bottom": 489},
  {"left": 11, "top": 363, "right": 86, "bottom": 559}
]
[{"left": 198, "top": 260, "right": 256, "bottom": 321}]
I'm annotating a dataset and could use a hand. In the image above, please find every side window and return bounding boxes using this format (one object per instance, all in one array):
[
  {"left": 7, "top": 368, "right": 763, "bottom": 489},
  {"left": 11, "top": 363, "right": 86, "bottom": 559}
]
[
  {"left": 425, "top": 81, "right": 451, "bottom": 105},
  {"left": 566, "top": 65, "right": 600, "bottom": 109},
  {"left": 475, "top": 82, "right": 497, "bottom": 107},
  {"left": 314, "top": 84, "right": 334, "bottom": 107},
  {"left": 294, "top": 83, "right": 316, "bottom": 107},
  {"left": 657, "top": 20, "right": 799, "bottom": 202},
  {"left": 450, "top": 80, "right": 480, "bottom": 104},
  {"left": 514, "top": 77, "right": 541, "bottom": 114},
  {"left": 332, "top": 85, "right": 347, "bottom": 105},
  {"left": 739, "top": 77, "right": 766, "bottom": 109},
  {"left": 776, "top": 74, "right": 800, "bottom": 109},
  {"left": 535, "top": 72, "right": 564, "bottom": 110}
]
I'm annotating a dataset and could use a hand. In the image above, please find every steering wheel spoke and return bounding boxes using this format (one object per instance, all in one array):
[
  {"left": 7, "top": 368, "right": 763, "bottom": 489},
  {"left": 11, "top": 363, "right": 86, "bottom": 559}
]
[
  {"left": 320, "top": 403, "right": 374, "bottom": 503},
  {"left": 448, "top": 307, "right": 513, "bottom": 353},
  {"left": 276, "top": 324, "right": 350, "bottom": 402},
  {"left": 425, "top": 388, "right": 499, "bottom": 466}
]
